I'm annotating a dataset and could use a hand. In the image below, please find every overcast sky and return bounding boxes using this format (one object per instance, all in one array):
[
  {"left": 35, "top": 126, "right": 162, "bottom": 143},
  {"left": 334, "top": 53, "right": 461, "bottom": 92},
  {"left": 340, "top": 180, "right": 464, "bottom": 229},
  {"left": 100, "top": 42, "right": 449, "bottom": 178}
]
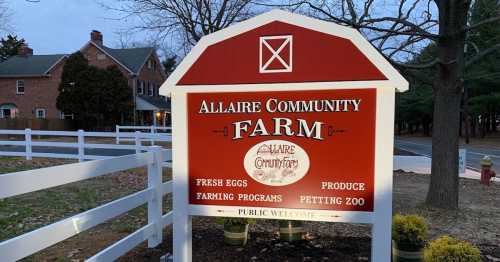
[{"left": 6, "top": 0, "right": 143, "bottom": 55}]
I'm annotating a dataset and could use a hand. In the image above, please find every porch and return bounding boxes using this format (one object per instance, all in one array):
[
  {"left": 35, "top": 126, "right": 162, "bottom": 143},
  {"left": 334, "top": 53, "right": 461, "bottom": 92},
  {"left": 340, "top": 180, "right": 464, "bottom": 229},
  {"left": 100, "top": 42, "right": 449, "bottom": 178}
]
[{"left": 135, "top": 95, "right": 171, "bottom": 126}]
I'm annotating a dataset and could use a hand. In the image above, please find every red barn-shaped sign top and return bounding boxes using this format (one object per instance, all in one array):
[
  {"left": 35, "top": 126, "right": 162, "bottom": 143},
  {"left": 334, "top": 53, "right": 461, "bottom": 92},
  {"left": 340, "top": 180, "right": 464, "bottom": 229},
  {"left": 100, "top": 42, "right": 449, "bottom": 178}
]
[
  {"left": 178, "top": 21, "right": 387, "bottom": 85},
  {"left": 162, "top": 10, "right": 408, "bottom": 90}
]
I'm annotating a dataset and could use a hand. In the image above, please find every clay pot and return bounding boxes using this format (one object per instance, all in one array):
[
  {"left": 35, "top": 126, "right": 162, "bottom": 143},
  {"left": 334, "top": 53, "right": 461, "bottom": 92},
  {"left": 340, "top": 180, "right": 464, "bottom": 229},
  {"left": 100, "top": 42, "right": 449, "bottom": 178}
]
[
  {"left": 279, "top": 220, "right": 304, "bottom": 242},
  {"left": 392, "top": 241, "right": 423, "bottom": 262},
  {"left": 223, "top": 223, "right": 249, "bottom": 246}
]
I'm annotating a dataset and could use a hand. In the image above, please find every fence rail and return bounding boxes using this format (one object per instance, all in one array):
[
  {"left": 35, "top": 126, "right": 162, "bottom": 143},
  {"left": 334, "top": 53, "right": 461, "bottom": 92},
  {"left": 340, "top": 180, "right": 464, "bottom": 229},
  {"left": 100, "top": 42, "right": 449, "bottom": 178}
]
[
  {"left": 0, "top": 147, "right": 172, "bottom": 262},
  {"left": 116, "top": 125, "right": 172, "bottom": 145},
  {"left": 0, "top": 129, "right": 172, "bottom": 161}
]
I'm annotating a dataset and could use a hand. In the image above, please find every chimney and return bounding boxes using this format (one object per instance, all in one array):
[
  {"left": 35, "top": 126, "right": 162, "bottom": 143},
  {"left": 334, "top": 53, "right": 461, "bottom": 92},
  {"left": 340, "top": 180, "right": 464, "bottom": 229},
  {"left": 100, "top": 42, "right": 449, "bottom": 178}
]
[
  {"left": 18, "top": 43, "right": 33, "bottom": 57},
  {"left": 90, "top": 30, "right": 103, "bottom": 45}
]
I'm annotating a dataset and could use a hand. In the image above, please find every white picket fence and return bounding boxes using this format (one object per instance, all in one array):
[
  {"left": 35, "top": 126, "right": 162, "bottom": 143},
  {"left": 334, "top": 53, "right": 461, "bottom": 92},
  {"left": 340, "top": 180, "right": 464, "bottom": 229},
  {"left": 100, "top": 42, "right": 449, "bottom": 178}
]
[
  {"left": 0, "top": 129, "right": 171, "bottom": 162},
  {"left": 115, "top": 125, "right": 172, "bottom": 145},
  {"left": 0, "top": 146, "right": 173, "bottom": 262}
]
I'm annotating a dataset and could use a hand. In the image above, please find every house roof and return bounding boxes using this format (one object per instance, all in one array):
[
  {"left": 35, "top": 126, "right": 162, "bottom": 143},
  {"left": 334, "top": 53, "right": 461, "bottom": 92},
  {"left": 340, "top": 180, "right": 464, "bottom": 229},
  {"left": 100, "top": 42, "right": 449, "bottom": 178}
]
[
  {"left": 0, "top": 54, "right": 66, "bottom": 77},
  {"left": 100, "top": 45, "right": 154, "bottom": 74},
  {"left": 137, "top": 95, "right": 171, "bottom": 110},
  {"left": 0, "top": 42, "right": 156, "bottom": 78}
]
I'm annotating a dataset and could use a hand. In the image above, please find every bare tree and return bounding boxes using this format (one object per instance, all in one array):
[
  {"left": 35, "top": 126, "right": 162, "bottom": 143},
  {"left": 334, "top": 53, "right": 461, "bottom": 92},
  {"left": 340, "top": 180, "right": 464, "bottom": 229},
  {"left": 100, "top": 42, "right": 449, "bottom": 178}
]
[
  {"left": 283, "top": 0, "right": 500, "bottom": 209},
  {"left": 114, "top": 31, "right": 161, "bottom": 49},
  {"left": 102, "top": 0, "right": 261, "bottom": 54},
  {"left": 113, "top": 33, "right": 178, "bottom": 72},
  {"left": 0, "top": 0, "right": 13, "bottom": 34}
]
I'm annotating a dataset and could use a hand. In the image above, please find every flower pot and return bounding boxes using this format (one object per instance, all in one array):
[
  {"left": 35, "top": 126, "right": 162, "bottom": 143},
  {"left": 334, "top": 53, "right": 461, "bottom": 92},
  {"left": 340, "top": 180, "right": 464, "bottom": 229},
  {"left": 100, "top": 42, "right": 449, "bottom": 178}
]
[
  {"left": 279, "top": 220, "right": 304, "bottom": 242},
  {"left": 392, "top": 241, "right": 423, "bottom": 262},
  {"left": 223, "top": 223, "right": 249, "bottom": 246}
]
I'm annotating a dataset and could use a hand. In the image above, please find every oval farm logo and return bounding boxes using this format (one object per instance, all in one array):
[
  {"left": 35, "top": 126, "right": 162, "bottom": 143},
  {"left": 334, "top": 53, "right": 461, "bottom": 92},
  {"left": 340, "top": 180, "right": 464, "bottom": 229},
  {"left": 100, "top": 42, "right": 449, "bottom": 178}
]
[{"left": 243, "top": 140, "right": 310, "bottom": 186}]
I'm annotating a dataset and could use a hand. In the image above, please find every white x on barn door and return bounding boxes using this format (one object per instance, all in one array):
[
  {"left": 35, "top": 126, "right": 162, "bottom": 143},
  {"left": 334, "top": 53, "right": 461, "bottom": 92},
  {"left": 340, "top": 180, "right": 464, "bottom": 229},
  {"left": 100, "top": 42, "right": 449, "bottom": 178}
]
[{"left": 259, "top": 35, "right": 293, "bottom": 73}]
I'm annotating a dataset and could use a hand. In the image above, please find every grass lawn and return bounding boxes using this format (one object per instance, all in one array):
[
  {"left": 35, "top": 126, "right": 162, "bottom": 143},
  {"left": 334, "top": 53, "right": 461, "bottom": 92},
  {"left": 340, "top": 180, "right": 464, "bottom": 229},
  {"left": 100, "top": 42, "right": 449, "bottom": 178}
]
[{"left": 0, "top": 157, "right": 71, "bottom": 174}]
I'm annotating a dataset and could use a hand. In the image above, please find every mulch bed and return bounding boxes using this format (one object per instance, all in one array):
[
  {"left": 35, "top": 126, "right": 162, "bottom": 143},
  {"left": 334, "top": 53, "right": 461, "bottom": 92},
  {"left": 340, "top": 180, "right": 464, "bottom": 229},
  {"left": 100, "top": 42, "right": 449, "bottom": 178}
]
[{"left": 122, "top": 219, "right": 372, "bottom": 262}]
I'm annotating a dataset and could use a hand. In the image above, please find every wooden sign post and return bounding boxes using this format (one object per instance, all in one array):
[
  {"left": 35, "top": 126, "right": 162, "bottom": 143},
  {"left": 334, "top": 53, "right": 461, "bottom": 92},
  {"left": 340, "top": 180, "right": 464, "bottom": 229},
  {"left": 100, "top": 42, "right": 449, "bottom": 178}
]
[{"left": 160, "top": 10, "right": 408, "bottom": 262}]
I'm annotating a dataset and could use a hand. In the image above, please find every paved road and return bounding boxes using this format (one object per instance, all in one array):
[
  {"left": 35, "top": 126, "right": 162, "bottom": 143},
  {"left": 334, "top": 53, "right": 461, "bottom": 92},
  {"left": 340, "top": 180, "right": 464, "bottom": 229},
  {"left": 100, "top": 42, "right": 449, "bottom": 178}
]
[
  {"left": 0, "top": 145, "right": 135, "bottom": 157},
  {"left": 395, "top": 137, "right": 500, "bottom": 170}
]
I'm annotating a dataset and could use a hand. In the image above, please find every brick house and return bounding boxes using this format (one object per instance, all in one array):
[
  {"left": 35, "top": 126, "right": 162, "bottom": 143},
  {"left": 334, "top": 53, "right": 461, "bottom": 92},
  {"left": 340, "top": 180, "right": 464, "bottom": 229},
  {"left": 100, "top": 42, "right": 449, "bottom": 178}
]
[{"left": 0, "top": 30, "right": 169, "bottom": 126}]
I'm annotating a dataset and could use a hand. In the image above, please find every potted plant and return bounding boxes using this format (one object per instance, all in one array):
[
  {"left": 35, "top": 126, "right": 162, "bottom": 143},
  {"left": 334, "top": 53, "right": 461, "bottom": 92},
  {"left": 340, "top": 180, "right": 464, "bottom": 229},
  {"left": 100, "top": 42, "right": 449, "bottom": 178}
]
[
  {"left": 423, "top": 236, "right": 481, "bottom": 262},
  {"left": 216, "top": 217, "right": 256, "bottom": 246},
  {"left": 278, "top": 220, "right": 305, "bottom": 242},
  {"left": 392, "top": 214, "right": 428, "bottom": 262}
]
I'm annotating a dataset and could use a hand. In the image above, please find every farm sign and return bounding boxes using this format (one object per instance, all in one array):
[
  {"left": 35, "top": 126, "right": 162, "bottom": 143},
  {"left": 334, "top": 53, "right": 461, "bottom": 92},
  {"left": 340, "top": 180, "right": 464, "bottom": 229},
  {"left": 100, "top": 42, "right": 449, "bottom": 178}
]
[
  {"left": 188, "top": 89, "right": 376, "bottom": 215},
  {"left": 160, "top": 9, "right": 408, "bottom": 262}
]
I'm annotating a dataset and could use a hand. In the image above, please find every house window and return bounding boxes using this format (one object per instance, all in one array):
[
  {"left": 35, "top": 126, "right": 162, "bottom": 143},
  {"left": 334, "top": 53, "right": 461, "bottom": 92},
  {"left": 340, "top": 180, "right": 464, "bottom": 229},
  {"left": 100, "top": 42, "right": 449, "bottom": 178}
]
[
  {"left": 147, "top": 60, "right": 152, "bottom": 69},
  {"left": 16, "top": 80, "right": 25, "bottom": 94},
  {"left": 60, "top": 112, "right": 74, "bottom": 120},
  {"left": 136, "top": 80, "right": 144, "bottom": 95},
  {"left": 97, "top": 52, "right": 106, "bottom": 60},
  {"left": 148, "top": 82, "right": 153, "bottom": 96},
  {"left": 35, "top": 108, "right": 46, "bottom": 119},
  {"left": 0, "top": 104, "right": 18, "bottom": 119}
]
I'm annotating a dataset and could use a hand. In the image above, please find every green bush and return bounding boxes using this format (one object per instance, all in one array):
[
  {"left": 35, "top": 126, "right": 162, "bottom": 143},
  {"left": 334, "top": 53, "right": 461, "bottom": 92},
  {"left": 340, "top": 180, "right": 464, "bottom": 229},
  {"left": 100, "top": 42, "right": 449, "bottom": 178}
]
[
  {"left": 392, "top": 214, "right": 428, "bottom": 251},
  {"left": 215, "top": 217, "right": 256, "bottom": 226},
  {"left": 423, "top": 236, "right": 481, "bottom": 262}
]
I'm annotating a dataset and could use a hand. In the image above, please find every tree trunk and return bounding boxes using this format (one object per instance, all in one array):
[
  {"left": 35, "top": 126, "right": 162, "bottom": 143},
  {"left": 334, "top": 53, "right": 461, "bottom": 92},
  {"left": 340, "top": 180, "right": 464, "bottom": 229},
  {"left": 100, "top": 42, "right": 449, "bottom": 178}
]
[
  {"left": 491, "top": 111, "right": 496, "bottom": 132},
  {"left": 464, "top": 113, "right": 470, "bottom": 144},
  {"left": 423, "top": 119, "right": 431, "bottom": 136},
  {"left": 459, "top": 113, "right": 463, "bottom": 137},
  {"left": 486, "top": 113, "right": 490, "bottom": 133},
  {"left": 481, "top": 114, "right": 487, "bottom": 138},
  {"left": 426, "top": 0, "right": 470, "bottom": 210},
  {"left": 463, "top": 84, "right": 470, "bottom": 144},
  {"left": 495, "top": 112, "right": 498, "bottom": 132},
  {"left": 427, "top": 88, "right": 462, "bottom": 209},
  {"left": 471, "top": 116, "right": 476, "bottom": 137}
]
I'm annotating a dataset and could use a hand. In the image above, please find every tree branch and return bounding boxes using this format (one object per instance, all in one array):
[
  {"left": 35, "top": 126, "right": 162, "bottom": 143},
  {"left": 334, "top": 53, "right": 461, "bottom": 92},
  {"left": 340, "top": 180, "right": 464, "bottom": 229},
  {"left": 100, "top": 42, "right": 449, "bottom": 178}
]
[
  {"left": 464, "top": 15, "right": 500, "bottom": 32},
  {"left": 393, "top": 58, "right": 440, "bottom": 69},
  {"left": 465, "top": 42, "right": 500, "bottom": 68}
]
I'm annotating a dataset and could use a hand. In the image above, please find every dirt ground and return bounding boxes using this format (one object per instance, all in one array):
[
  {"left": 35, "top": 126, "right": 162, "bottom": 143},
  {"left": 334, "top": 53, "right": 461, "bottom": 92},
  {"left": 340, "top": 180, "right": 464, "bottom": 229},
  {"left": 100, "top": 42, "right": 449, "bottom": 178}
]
[
  {"left": 0, "top": 158, "right": 499, "bottom": 261},
  {"left": 392, "top": 172, "right": 500, "bottom": 260}
]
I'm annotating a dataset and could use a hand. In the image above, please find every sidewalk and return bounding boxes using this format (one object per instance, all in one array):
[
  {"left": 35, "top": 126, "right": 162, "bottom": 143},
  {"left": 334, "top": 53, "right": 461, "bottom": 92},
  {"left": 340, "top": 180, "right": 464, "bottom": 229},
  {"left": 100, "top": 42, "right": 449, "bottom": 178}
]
[{"left": 393, "top": 156, "right": 500, "bottom": 182}]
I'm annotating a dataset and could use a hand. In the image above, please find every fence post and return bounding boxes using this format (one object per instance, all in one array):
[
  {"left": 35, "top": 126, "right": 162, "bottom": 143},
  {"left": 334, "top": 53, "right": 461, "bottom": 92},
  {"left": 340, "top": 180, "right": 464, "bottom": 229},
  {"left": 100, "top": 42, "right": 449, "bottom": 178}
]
[
  {"left": 135, "top": 131, "right": 141, "bottom": 154},
  {"left": 150, "top": 125, "right": 155, "bottom": 146},
  {"left": 25, "top": 128, "right": 32, "bottom": 160},
  {"left": 115, "top": 125, "right": 120, "bottom": 144},
  {"left": 147, "top": 146, "right": 163, "bottom": 248},
  {"left": 77, "top": 129, "right": 84, "bottom": 162}
]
